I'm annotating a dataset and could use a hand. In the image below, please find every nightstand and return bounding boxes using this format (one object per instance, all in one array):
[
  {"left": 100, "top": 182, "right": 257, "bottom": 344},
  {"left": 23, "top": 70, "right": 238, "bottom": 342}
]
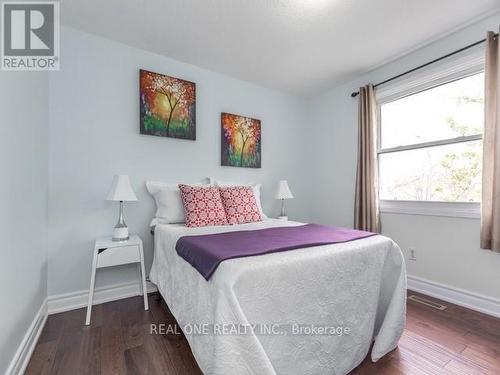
[{"left": 85, "top": 234, "right": 148, "bottom": 325}]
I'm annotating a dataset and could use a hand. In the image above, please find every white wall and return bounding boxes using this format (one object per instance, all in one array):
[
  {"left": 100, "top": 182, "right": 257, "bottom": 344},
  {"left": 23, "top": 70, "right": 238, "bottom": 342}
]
[
  {"left": 307, "top": 12, "right": 500, "bottom": 300},
  {"left": 0, "top": 71, "right": 49, "bottom": 373},
  {"left": 4, "top": 13, "right": 499, "bottom": 339},
  {"left": 47, "top": 27, "right": 309, "bottom": 296}
]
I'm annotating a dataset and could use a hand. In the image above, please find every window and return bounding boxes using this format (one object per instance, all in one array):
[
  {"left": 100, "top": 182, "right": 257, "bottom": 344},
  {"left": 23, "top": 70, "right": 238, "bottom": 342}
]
[{"left": 378, "top": 71, "right": 484, "bottom": 217}]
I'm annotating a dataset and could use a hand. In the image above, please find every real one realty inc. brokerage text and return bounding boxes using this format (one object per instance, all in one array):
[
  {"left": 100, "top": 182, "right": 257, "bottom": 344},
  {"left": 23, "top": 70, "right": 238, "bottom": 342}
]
[{"left": 150, "top": 323, "right": 352, "bottom": 337}]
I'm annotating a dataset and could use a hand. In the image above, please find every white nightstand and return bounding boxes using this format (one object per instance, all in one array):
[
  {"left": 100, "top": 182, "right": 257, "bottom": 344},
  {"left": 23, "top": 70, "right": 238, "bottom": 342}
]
[{"left": 85, "top": 234, "right": 149, "bottom": 325}]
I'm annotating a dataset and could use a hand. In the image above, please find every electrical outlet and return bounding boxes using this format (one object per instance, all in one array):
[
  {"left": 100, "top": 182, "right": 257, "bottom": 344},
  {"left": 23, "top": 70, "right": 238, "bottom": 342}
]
[{"left": 408, "top": 247, "right": 417, "bottom": 261}]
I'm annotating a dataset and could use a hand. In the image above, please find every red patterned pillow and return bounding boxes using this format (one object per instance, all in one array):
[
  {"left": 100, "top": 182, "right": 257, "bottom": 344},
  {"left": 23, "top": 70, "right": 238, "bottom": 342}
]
[
  {"left": 178, "top": 185, "right": 228, "bottom": 227},
  {"left": 219, "top": 186, "right": 263, "bottom": 225}
]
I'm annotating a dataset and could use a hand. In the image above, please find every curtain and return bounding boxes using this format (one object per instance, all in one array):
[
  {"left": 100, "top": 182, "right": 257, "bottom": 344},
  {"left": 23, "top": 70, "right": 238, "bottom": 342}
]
[
  {"left": 354, "top": 84, "right": 380, "bottom": 233},
  {"left": 481, "top": 31, "right": 500, "bottom": 252}
]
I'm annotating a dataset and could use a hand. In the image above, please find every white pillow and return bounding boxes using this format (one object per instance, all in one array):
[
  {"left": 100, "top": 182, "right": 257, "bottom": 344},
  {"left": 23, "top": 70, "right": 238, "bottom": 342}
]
[
  {"left": 146, "top": 178, "right": 210, "bottom": 224},
  {"left": 211, "top": 178, "right": 267, "bottom": 218}
]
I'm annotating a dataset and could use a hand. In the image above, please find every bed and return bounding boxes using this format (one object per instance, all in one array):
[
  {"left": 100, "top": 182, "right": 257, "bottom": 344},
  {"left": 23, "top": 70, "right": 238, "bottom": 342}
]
[{"left": 150, "top": 218, "right": 406, "bottom": 375}]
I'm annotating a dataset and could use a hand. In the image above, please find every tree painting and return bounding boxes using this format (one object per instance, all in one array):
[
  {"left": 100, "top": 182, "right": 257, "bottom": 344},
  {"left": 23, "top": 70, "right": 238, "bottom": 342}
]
[
  {"left": 221, "top": 113, "right": 261, "bottom": 168},
  {"left": 140, "top": 69, "right": 196, "bottom": 140}
]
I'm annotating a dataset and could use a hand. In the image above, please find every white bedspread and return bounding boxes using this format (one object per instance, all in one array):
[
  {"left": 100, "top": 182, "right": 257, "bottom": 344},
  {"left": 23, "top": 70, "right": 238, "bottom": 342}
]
[{"left": 150, "top": 219, "right": 406, "bottom": 375}]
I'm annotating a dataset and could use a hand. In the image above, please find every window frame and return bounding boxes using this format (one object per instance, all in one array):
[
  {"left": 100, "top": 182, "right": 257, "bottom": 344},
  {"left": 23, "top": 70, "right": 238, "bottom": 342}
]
[{"left": 376, "top": 49, "right": 485, "bottom": 219}]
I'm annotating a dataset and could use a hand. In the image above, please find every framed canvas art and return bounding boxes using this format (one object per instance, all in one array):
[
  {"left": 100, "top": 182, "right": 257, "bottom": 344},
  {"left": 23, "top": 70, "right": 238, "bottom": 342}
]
[
  {"left": 140, "top": 69, "right": 196, "bottom": 140},
  {"left": 221, "top": 112, "right": 261, "bottom": 168}
]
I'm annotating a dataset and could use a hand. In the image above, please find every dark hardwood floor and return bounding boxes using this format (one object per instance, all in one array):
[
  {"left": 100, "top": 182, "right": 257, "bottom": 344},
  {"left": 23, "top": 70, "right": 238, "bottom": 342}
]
[{"left": 26, "top": 291, "right": 500, "bottom": 374}]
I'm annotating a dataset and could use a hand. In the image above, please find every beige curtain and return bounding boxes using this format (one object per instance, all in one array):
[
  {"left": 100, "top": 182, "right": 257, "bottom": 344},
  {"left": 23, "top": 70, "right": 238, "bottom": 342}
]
[
  {"left": 481, "top": 31, "right": 500, "bottom": 252},
  {"left": 354, "top": 84, "right": 380, "bottom": 233}
]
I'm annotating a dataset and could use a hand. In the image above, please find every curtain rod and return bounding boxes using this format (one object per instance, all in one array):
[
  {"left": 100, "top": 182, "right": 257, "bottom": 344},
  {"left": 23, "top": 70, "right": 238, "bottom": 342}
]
[{"left": 350, "top": 32, "right": 498, "bottom": 98}]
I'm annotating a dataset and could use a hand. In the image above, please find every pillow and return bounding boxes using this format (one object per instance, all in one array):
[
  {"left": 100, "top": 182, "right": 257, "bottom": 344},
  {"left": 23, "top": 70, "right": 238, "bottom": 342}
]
[
  {"left": 211, "top": 178, "right": 267, "bottom": 218},
  {"left": 178, "top": 184, "right": 228, "bottom": 227},
  {"left": 146, "top": 178, "right": 210, "bottom": 224},
  {"left": 219, "top": 186, "right": 263, "bottom": 225}
]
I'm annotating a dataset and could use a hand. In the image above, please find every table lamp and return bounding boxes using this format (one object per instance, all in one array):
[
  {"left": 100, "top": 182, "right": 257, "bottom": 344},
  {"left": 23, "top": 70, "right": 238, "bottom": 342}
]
[
  {"left": 275, "top": 180, "right": 293, "bottom": 220},
  {"left": 106, "top": 175, "right": 137, "bottom": 241}
]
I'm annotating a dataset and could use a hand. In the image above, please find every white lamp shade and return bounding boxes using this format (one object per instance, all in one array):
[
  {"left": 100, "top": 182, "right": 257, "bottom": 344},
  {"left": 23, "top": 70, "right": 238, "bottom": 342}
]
[
  {"left": 106, "top": 175, "right": 138, "bottom": 201},
  {"left": 275, "top": 180, "right": 294, "bottom": 200}
]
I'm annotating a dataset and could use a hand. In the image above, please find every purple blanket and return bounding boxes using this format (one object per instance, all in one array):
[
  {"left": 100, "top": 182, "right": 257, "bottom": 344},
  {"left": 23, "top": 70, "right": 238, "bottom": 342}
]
[{"left": 176, "top": 224, "right": 376, "bottom": 280}]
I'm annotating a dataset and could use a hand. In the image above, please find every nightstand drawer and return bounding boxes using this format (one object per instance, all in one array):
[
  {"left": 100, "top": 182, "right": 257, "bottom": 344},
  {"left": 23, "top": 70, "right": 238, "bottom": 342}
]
[{"left": 97, "top": 245, "right": 140, "bottom": 268}]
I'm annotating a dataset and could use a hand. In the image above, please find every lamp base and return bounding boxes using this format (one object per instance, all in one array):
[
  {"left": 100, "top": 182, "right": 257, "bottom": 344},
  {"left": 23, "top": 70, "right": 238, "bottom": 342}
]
[
  {"left": 112, "top": 226, "right": 129, "bottom": 242},
  {"left": 112, "top": 201, "right": 129, "bottom": 241}
]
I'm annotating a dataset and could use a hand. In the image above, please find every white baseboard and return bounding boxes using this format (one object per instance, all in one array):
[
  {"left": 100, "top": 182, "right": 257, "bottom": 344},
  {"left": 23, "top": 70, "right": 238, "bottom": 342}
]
[
  {"left": 48, "top": 280, "right": 157, "bottom": 315},
  {"left": 6, "top": 299, "right": 48, "bottom": 375},
  {"left": 407, "top": 275, "right": 500, "bottom": 318}
]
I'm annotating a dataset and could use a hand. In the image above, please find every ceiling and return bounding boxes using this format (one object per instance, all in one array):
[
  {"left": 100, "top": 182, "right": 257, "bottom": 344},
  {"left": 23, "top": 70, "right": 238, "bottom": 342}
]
[{"left": 60, "top": 0, "right": 500, "bottom": 97}]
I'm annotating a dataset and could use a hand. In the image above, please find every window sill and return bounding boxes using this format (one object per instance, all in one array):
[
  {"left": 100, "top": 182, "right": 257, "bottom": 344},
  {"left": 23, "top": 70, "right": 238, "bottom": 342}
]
[{"left": 379, "top": 200, "right": 480, "bottom": 219}]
